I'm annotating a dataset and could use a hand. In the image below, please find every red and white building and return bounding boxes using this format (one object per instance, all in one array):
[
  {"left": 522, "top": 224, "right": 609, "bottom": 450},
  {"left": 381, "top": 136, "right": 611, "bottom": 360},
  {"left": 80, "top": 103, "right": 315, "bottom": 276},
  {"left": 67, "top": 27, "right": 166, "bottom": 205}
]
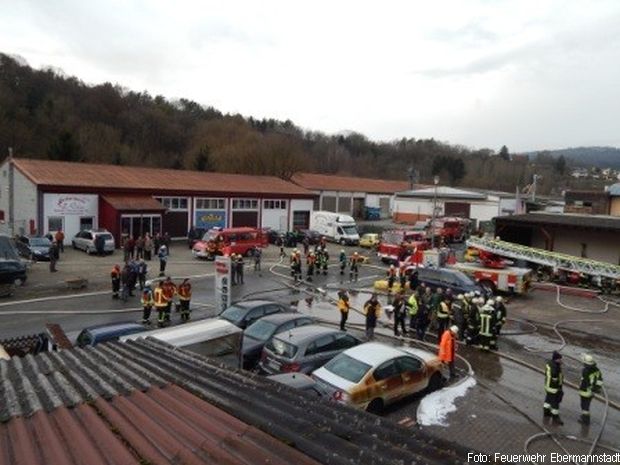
[{"left": 0, "top": 158, "right": 315, "bottom": 244}]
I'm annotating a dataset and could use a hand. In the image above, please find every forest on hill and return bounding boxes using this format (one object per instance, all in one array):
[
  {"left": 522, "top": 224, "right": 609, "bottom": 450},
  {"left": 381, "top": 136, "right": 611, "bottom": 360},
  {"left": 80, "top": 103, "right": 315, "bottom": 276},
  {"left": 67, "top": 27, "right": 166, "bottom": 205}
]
[{"left": 0, "top": 53, "right": 597, "bottom": 195}]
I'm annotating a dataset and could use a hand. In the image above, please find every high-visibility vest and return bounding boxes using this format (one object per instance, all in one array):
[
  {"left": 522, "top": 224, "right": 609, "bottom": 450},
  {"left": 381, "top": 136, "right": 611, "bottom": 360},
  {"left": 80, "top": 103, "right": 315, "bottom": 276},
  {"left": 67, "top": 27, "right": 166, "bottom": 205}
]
[
  {"left": 479, "top": 310, "right": 493, "bottom": 336},
  {"left": 437, "top": 301, "right": 450, "bottom": 319},
  {"left": 153, "top": 287, "right": 168, "bottom": 308},
  {"left": 162, "top": 283, "right": 176, "bottom": 299},
  {"left": 337, "top": 298, "right": 349, "bottom": 313},
  {"left": 141, "top": 290, "right": 154, "bottom": 306},
  {"left": 579, "top": 365, "right": 603, "bottom": 398},
  {"left": 407, "top": 295, "right": 418, "bottom": 316},
  {"left": 438, "top": 330, "right": 455, "bottom": 363},
  {"left": 545, "top": 361, "right": 563, "bottom": 394},
  {"left": 111, "top": 268, "right": 120, "bottom": 279},
  {"left": 178, "top": 284, "right": 192, "bottom": 301}
]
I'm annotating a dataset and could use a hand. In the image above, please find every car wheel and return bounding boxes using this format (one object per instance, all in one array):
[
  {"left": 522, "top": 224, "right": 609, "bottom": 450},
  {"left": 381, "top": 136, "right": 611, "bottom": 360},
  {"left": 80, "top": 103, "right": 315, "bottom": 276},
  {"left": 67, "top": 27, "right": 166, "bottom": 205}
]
[
  {"left": 366, "top": 398, "right": 384, "bottom": 415},
  {"left": 428, "top": 372, "right": 444, "bottom": 392}
]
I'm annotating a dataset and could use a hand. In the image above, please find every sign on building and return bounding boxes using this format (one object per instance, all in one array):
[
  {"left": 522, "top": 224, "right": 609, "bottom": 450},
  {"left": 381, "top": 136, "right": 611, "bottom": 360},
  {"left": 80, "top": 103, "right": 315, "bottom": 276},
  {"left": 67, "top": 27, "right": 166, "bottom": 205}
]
[
  {"left": 215, "top": 256, "right": 232, "bottom": 314},
  {"left": 195, "top": 210, "right": 226, "bottom": 230}
]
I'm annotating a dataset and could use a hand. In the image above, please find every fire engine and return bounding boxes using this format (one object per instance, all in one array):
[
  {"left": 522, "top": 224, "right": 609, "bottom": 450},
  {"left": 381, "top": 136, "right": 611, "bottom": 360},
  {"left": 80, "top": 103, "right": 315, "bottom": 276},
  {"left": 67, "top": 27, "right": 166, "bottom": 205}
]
[
  {"left": 377, "top": 230, "right": 428, "bottom": 264},
  {"left": 429, "top": 217, "right": 470, "bottom": 244}
]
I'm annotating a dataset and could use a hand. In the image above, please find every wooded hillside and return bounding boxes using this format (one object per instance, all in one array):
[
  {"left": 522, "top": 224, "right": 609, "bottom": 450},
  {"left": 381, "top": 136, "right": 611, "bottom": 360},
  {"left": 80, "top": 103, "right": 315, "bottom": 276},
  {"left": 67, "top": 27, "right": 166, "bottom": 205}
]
[{"left": 0, "top": 53, "right": 590, "bottom": 194}]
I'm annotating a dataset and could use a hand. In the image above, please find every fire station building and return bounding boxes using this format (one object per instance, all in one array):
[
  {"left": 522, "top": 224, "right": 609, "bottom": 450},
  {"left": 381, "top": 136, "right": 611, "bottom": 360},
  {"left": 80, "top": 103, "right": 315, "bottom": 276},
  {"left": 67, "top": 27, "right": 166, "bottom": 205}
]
[{"left": 0, "top": 158, "right": 315, "bottom": 244}]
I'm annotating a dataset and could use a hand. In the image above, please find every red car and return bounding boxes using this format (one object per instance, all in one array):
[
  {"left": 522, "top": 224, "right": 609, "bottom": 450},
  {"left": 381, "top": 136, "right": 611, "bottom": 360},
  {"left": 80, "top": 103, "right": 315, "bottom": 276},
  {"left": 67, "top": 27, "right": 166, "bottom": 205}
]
[{"left": 192, "top": 227, "right": 267, "bottom": 259}]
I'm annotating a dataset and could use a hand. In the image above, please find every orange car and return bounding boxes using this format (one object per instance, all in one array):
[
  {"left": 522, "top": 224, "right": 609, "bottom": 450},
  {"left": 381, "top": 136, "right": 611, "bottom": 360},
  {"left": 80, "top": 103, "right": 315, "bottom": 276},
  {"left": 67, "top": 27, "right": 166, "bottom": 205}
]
[{"left": 312, "top": 342, "right": 443, "bottom": 414}]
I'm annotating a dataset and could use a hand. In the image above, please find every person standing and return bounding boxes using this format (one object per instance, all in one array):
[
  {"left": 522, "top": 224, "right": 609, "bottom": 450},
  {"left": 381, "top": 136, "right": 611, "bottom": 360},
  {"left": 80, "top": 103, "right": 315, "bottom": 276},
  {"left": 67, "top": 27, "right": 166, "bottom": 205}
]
[
  {"left": 363, "top": 293, "right": 382, "bottom": 340},
  {"left": 236, "top": 254, "right": 245, "bottom": 285},
  {"left": 153, "top": 280, "right": 169, "bottom": 328},
  {"left": 544, "top": 351, "right": 564, "bottom": 425},
  {"left": 478, "top": 299, "right": 496, "bottom": 351},
  {"left": 417, "top": 288, "right": 432, "bottom": 341},
  {"left": 407, "top": 291, "right": 419, "bottom": 332},
  {"left": 386, "top": 265, "right": 396, "bottom": 291},
  {"left": 349, "top": 252, "right": 361, "bottom": 281},
  {"left": 120, "top": 263, "right": 131, "bottom": 301},
  {"left": 436, "top": 296, "right": 451, "bottom": 337},
  {"left": 302, "top": 237, "right": 309, "bottom": 256},
  {"left": 54, "top": 229, "right": 65, "bottom": 253},
  {"left": 158, "top": 244, "right": 168, "bottom": 277},
  {"left": 451, "top": 294, "right": 466, "bottom": 337},
  {"left": 466, "top": 297, "right": 481, "bottom": 346},
  {"left": 95, "top": 233, "right": 105, "bottom": 256},
  {"left": 231, "top": 253, "right": 238, "bottom": 285},
  {"left": 306, "top": 251, "right": 316, "bottom": 281},
  {"left": 319, "top": 249, "right": 329, "bottom": 276},
  {"left": 141, "top": 284, "right": 154, "bottom": 325},
  {"left": 135, "top": 235, "right": 145, "bottom": 260},
  {"left": 392, "top": 291, "right": 407, "bottom": 337},
  {"left": 409, "top": 270, "right": 419, "bottom": 293},
  {"left": 578, "top": 354, "right": 603, "bottom": 425},
  {"left": 177, "top": 278, "right": 192, "bottom": 322},
  {"left": 162, "top": 277, "right": 177, "bottom": 323},
  {"left": 144, "top": 233, "right": 153, "bottom": 261},
  {"left": 110, "top": 264, "right": 121, "bottom": 299},
  {"left": 137, "top": 259, "right": 148, "bottom": 290},
  {"left": 494, "top": 296, "right": 507, "bottom": 335},
  {"left": 49, "top": 241, "right": 58, "bottom": 272},
  {"left": 439, "top": 325, "right": 459, "bottom": 379},
  {"left": 337, "top": 289, "right": 350, "bottom": 331},
  {"left": 253, "top": 247, "right": 262, "bottom": 274},
  {"left": 339, "top": 249, "right": 347, "bottom": 276}
]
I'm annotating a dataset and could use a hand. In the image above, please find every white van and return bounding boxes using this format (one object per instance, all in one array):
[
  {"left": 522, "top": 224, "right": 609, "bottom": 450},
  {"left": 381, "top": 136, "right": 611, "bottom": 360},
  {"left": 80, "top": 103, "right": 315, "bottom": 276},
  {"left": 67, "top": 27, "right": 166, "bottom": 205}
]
[
  {"left": 310, "top": 211, "right": 360, "bottom": 245},
  {"left": 120, "top": 318, "right": 243, "bottom": 368}
]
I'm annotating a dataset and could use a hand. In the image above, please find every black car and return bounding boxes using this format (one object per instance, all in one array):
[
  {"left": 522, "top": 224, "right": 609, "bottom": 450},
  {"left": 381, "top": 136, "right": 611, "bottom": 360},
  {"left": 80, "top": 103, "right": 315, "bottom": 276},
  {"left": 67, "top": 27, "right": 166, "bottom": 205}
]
[
  {"left": 297, "top": 229, "right": 322, "bottom": 245},
  {"left": 15, "top": 236, "right": 52, "bottom": 261},
  {"left": 415, "top": 267, "right": 486, "bottom": 296},
  {"left": 242, "top": 313, "right": 316, "bottom": 369},
  {"left": 219, "top": 300, "right": 294, "bottom": 329},
  {"left": 0, "top": 235, "right": 27, "bottom": 287}
]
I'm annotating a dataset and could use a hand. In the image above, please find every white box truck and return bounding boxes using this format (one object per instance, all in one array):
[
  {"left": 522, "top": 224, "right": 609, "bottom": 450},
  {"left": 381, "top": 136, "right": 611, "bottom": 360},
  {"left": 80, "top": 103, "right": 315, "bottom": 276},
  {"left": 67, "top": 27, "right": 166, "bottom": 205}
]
[{"left": 310, "top": 211, "right": 360, "bottom": 245}]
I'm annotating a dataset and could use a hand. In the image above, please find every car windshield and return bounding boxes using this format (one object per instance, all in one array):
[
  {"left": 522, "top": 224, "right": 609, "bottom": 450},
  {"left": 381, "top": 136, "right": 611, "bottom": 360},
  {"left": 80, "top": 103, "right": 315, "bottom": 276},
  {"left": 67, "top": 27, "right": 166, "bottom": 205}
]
[
  {"left": 266, "top": 338, "right": 298, "bottom": 358},
  {"left": 219, "top": 305, "right": 247, "bottom": 323},
  {"left": 244, "top": 320, "right": 278, "bottom": 341},
  {"left": 30, "top": 238, "right": 51, "bottom": 246},
  {"left": 453, "top": 271, "right": 474, "bottom": 285},
  {"left": 323, "top": 354, "right": 372, "bottom": 383},
  {"left": 342, "top": 225, "right": 358, "bottom": 235}
]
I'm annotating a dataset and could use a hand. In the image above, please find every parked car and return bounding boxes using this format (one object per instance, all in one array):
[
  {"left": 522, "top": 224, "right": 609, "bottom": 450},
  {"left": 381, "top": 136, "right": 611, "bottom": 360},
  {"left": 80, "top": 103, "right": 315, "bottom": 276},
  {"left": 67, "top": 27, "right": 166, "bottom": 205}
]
[
  {"left": 72, "top": 229, "right": 115, "bottom": 254},
  {"left": 0, "top": 235, "right": 28, "bottom": 288},
  {"left": 297, "top": 229, "right": 322, "bottom": 245},
  {"left": 15, "top": 236, "right": 51, "bottom": 261},
  {"left": 76, "top": 322, "right": 146, "bottom": 347},
  {"left": 359, "top": 233, "right": 379, "bottom": 249},
  {"left": 267, "top": 373, "right": 329, "bottom": 398},
  {"left": 219, "top": 300, "right": 293, "bottom": 329},
  {"left": 312, "top": 342, "right": 443, "bottom": 414},
  {"left": 414, "top": 267, "right": 486, "bottom": 296},
  {"left": 242, "top": 313, "right": 316, "bottom": 369},
  {"left": 259, "top": 325, "right": 362, "bottom": 375},
  {"left": 192, "top": 227, "right": 268, "bottom": 259},
  {"left": 187, "top": 227, "right": 207, "bottom": 249}
]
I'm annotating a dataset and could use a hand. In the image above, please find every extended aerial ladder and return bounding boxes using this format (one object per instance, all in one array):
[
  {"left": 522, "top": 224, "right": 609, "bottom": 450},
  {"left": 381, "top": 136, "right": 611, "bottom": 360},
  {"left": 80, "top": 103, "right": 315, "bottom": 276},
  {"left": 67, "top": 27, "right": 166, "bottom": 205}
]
[{"left": 466, "top": 237, "right": 620, "bottom": 280}]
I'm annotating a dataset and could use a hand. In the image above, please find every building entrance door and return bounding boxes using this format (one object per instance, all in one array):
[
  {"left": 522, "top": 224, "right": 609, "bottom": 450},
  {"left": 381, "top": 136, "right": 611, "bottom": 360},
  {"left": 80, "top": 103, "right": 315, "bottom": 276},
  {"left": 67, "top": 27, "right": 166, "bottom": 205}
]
[{"left": 121, "top": 214, "right": 162, "bottom": 238}]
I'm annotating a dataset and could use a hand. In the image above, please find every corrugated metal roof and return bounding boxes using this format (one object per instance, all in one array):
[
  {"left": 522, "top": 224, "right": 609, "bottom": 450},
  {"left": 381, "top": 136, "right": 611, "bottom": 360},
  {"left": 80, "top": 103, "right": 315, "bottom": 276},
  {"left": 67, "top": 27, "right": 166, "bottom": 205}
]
[
  {"left": 0, "top": 338, "right": 469, "bottom": 465},
  {"left": 101, "top": 195, "right": 166, "bottom": 211},
  {"left": 11, "top": 158, "right": 314, "bottom": 197},
  {"left": 495, "top": 212, "right": 620, "bottom": 231},
  {"left": 397, "top": 186, "right": 487, "bottom": 200},
  {"left": 292, "top": 172, "right": 413, "bottom": 194}
]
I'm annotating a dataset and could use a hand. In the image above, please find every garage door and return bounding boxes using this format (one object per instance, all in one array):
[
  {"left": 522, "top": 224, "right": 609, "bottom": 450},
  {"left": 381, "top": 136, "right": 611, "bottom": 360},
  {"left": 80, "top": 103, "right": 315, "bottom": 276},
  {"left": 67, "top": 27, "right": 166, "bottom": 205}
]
[
  {"left": 162, "top": 211, "right": 188, "bottom": 238},
  {"left": 444, "top": 202, "right": 471, "bottom": 218},
  {"left": 353, "top": 198, "right": 365, "bottom": 219},
  {"left": 338, "top": 196, "right": 352, "bottom": 213},
  {"left": 379, "top": 198, "right": 390, "bottom": 218},
  {"left": 322, "top": 196, "right": 336, "bottom": 211},
  {"left": 293, "top": 211, "right": 310, "bottom": 230},
  {"left": 232, "top": 211, "right": 258, "bottom": 227}
]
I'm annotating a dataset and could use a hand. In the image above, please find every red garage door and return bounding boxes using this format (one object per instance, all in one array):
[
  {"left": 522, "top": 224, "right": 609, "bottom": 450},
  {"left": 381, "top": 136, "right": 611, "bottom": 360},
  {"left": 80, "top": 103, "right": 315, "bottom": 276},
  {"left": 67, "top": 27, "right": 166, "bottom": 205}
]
[
  {"left": 232, "top": 211, "right": 258, "bottom": 227},
  {"left": 444, "top": 202, "right": 471, "bottom": 218},
  {"left": 162, "top": 211, "right": 188, "bottom": 237}
]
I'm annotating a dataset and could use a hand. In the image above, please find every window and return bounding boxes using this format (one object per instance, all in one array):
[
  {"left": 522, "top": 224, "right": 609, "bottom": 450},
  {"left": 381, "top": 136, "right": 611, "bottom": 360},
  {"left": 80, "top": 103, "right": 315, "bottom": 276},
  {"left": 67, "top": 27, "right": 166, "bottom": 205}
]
[
  {"left": 232, "top": 199, "right": 258, "bottom": 210},
  {"left": 196, "top": 198, "right": 225, "bottom": 209},
  {"left": 305, "top": 335, "right": 336, "bottom": 355},
  {"left": 48, "top": 217, "right": 63, "bottom": 232},
  {"left": 331, "top": 334, "right": 359, "bottom": 350},
  {"left": 396, "top": 356, "right": 423, "bottom": 374},
  {"left": 373, "top": 360, "right": 399, "bottom": 381},
  {"left": 80, "top": 217, "right": 94, "bottom": 231},
  {"left": 264, "top": 200, "right": 287, "bottom": 209},
  {"left": 155, "top": 197, "right": 188, "bottom": 211}
]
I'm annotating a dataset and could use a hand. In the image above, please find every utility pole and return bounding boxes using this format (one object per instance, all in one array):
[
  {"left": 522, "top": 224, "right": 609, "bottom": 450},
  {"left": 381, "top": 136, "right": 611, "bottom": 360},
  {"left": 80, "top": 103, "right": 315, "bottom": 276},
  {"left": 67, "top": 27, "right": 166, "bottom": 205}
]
[
  {"left": 430, "top": 175, "right": 439, "bottom": 249},
  {"left": 8, "top": 147, "right": 14, "bottom": 236}
]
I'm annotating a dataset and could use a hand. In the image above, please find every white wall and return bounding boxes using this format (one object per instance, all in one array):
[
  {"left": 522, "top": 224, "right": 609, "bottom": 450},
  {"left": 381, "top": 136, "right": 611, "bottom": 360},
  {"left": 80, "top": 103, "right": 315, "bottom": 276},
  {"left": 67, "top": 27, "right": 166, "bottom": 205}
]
[
  {"left": 532, "top": 229, "right": 619, "bottom": 264},
  {"left": 43, "top": 193, "right": 99, "bottom": 243},
  {"left": 0, "top": 161, "right": 38, "bottom": 236},
  {"left": 393, "top": 197, "right": 434, "bottom": 217},
  {"left": 469, "top": 201, "right": 501, "bottom": 223},
  {"left": 365, "top": 194, "right": 380, "bottom": 208},
  {"left": 261, "top": 200, "right": 288, "bottom": 231}
]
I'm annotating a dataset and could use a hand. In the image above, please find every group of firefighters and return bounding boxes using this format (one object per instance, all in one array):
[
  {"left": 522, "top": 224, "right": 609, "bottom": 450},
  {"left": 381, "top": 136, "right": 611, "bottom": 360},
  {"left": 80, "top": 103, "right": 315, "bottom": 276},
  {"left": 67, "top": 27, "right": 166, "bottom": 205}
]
[{"left": 290, "top": 246, "right": 365, "bottom": 283}]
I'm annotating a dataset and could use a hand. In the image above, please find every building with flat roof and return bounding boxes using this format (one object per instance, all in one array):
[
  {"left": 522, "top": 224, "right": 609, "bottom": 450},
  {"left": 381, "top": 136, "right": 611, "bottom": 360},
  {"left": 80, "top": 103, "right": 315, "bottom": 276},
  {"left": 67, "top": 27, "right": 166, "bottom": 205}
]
[{"left": 0, "top": 157, "right": 316, "bottom": 243}]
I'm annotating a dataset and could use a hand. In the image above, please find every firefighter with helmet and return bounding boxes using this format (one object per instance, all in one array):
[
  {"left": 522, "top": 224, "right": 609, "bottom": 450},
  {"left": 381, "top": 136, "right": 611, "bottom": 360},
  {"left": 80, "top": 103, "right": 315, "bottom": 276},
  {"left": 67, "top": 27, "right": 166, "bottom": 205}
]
[{"left": 578, "top": 353, "right": 603, "bottom": 425}]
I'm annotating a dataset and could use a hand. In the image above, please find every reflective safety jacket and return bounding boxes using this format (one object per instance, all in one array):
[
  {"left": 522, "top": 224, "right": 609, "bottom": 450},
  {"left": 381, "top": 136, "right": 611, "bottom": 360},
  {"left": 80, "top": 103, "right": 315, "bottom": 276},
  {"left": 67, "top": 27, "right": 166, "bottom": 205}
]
[
  {"left": 162, "top": 282, "right": 177, "bottom": 300},
  {"left": 337, "top": 297, "right": 350, "bottom": 314},
  {"left": 178, "top": 283, "right": 192, "bottom": 301},
  {"left": 153, "top": 287, "right": 168, "bottom": 308},
  {"left": 438, "top": 329, "right": 456, "bottom": 363},
  {"left": 579, "top": 364, "right": 603, "bottom": 398},
  {"left": 141, "top": 289, "right": 154, "bottom": 306},
  {"left": 407, "top": 294, "right": 419, "bottom": 316},
  {"left": 111, "top": 267, "right": 120, "bottom": 280},
  {"left": 544, "top": 360, "right": 563, "bottom": 394},
  {"left": 495, "top": 303, "right": 507, "bottom": 325},
  {"left": 307, "top": 255, "right": 316, "bottom": 266},
  {"left": 437, "top": 301, "right": 450, "bottom": 320},
  {"left": 479, "top": 306, "right": 495, "bottom": 337}
]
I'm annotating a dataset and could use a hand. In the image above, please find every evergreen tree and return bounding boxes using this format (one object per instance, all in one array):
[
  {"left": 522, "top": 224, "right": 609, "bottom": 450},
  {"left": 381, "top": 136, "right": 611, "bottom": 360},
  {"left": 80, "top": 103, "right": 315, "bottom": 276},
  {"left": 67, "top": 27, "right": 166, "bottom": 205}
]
[{"left": 499, "top": 145, "right": 510, "bottom": 161}]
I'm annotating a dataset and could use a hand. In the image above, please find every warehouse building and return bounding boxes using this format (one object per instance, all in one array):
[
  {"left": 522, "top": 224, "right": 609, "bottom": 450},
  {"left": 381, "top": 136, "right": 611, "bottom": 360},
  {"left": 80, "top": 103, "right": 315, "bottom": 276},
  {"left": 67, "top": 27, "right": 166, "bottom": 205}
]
[
  {"left": 292, "top": 172, "right": 411, "bottom": 219},
  {"left": 393, "top": 186, "right": 522, "bottom": 227},
  {"left": 563, "top": 183, "right": 620, "bottom": 216},
  {"left": 0, "top": 158, "right": 315, "bottom": 244},
  {"left": 495, "top": 212, "right": 620, "bottom": 265}
]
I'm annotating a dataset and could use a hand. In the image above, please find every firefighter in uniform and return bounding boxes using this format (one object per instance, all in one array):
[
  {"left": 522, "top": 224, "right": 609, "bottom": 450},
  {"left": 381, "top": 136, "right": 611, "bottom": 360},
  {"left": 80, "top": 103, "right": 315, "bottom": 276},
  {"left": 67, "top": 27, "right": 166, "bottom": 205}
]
[
  {"left": 436, "top": 295, "right": 451, "bottom": 337},
  {"left": 337, "top": 289, "right": 350, "bottom": 331},
  {"left": 140, "top": 283, "right": 154, "bottom": 325},
  {"left": 291, "top": 249, "right": 302, "bottom": 283},
  {"left": 339, "top": 249, "right": 347, "bottom": 275},
  {"left": 363, "top": 293, "right": 382, "bottom": 340},
  {"left": 162, "top": 277, "right": 177, "bottom": 323},
  {"left": 392, "top": 291, "right": 407, "bottom": 336},
  {"left": 306, "top": 251, "right": 316, "bottom": 281},
  {"left": 318, "top": 249, "right": 329, "bottom": 275},
  {"left": 418, "top": 287, "right": 432, "bottom": 341},
  {"left": 451, "top": 294, "right": 466, "bottom": 337},
  {"left": 544, "top": 351, "right": 564, "bottom": 425},
  {"left": 478, "top": 299, "right": 496, "bottom": 351},
  {"left": 386, "top": 265, "right": 397, "bottom": 291},
  {"left": 466, "top": 297, "right": 481, "bottom": 346},
  {"left": 111, "top": 264, "right": 121, "bottom": 299},
  {"left": 154, "top": 281, "right": 169, "bottom": 327},
  {"left": 578, "top": 354, "right": 603, "bottom": 425},
  {"left": 429, "top": 288, "right": 443, "bottom": 329},
  {"left": 494, "top": 296, "right": 507, "bottom": 335},
  {"left": 439, "top": 325, "right": 459, "bottom": 379},
  {"left": 178, "top": 278, "right": 192, "bottom": 322},
  {"left": 407, "top": 291, "right": 419, "bottom": 332},
  {"left": 349, "top": 252, "right": 361, "bottom": 280}
]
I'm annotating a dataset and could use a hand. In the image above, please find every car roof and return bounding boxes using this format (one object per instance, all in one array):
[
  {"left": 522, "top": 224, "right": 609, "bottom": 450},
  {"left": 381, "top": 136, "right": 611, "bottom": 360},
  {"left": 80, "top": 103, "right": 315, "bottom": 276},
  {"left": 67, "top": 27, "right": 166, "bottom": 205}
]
[
  {"left": 268, "top": 373, "right": 316, "bottom": 389},
  {"left": 272, "top": 325, "right": 338, "bottom": 344},
  {"left": 82, "top": 322, "right": 145, "bottom": 336},
  {"left": 231, "top": 300, "right": 281, "bottom": 309},
  {"left": 255, "top": 313, "right": 310, "bottom": 325},
  {"left": 340, "top": 342, "right": 418, "bottom": 366}
]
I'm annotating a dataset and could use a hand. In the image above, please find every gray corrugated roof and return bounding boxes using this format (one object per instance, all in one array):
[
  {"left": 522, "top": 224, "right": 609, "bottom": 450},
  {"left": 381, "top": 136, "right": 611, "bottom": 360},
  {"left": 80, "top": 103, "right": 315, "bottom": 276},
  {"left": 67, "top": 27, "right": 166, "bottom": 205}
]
[
  {"left": 609, "top": 183, "right": 620, "bottom": 196},
  {"left": 0, "top": 338, "right": 469, "bottom": 465},
  {"left": 495, "top": 212, "right": 620, "bottom": 231}
]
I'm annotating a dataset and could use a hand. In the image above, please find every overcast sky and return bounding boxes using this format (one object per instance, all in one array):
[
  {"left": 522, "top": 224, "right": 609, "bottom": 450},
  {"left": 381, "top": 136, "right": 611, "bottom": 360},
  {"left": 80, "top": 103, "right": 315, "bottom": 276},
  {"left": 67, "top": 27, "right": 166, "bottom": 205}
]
[{"left": 2, "top": 0, "right": 620, "bottom": 152}]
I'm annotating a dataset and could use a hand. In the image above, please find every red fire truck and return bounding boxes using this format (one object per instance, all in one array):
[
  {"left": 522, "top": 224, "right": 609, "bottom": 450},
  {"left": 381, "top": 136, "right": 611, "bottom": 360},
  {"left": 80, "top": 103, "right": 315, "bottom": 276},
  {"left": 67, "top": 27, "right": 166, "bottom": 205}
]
[
  {"left": 429, "top": 217, "right": 470, "bottom": 244},
  {"left": 377, "top": 230, "right": 428, "bottom": 264},
  {"left": 192, "top": 227, "right": 267, "bottom": 260}
]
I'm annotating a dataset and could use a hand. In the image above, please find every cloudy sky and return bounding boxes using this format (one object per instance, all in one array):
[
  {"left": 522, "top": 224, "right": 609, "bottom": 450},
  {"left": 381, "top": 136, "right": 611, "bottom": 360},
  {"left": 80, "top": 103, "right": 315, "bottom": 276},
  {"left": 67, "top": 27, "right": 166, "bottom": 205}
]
[{"left": 2, "top": 0, "right": 620, "bottom": 151}]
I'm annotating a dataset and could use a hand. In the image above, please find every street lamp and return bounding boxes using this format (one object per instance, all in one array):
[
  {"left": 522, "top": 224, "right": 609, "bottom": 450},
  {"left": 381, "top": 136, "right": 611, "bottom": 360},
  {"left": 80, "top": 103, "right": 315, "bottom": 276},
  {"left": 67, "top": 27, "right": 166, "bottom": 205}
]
[{"left": 431, "top": 175, "right": 439, "bottom": 249}]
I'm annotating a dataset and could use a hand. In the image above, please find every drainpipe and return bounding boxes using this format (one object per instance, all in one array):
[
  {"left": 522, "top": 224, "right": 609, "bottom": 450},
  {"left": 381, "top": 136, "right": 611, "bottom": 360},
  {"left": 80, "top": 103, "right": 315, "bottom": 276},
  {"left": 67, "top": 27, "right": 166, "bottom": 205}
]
[{"left": 8, "top": 148, "right": 14, "bottom": 236}]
